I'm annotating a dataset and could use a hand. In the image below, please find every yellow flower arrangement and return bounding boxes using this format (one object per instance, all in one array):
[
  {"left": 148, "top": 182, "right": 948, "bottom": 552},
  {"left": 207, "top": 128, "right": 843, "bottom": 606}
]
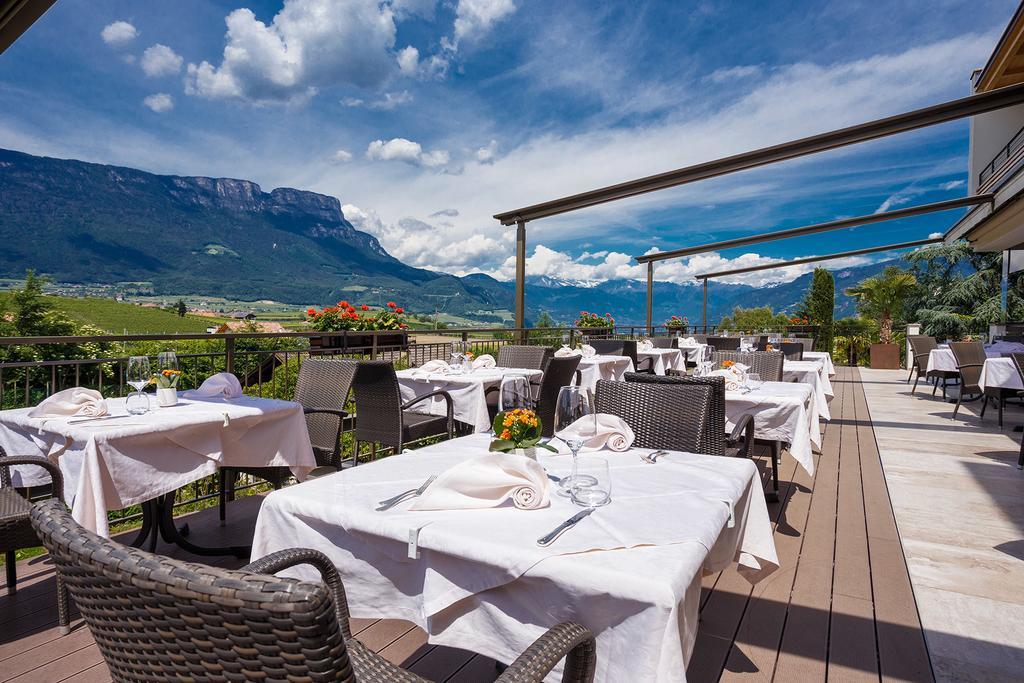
[
  {"left": 721, "top": 360, "right": 735, "bottom": 368},
  {"left": 489, "top": 408, "right": 556, "bottom": 454},
  {"left": 152, "top": 368, "right": 182, "bottom": 389}
]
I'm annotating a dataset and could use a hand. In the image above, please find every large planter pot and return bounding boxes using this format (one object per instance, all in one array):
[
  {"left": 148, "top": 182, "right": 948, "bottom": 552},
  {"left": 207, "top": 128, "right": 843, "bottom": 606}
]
[
  {"left": 869, "top": 343, "right": 900, "bottom": 369},
  {"left": 309, "top": 331, "right": 409, "bottom": 354},
  {"left": 578, "top": 327, "right": 613, "bottom": 340}
]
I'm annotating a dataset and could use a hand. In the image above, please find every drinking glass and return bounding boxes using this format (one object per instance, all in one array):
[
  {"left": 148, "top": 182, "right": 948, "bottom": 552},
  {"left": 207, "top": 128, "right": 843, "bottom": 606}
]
[
  {"left": 740, "top": 336, "right": 755, "bottom": 352},
  {"left": 449, "top": 352, "right": 464, "bottom": 374},
  {"left": 157, "top": 350, "right": 178, "bottom": 374},
  {"left": 553, "top": 385, "right": 596, "bottom": 490},
  {"left": 747, "top": 373, "right": 763, "bottom": 391},
  {"left": 570, "top": 456, "right": 611, "bottom": 507},
  {"left": 499, "top": 374, "right": 533, "bottom": 412},
  {"left": 126, "top": 355, "right": 151, "bottom": 414}
]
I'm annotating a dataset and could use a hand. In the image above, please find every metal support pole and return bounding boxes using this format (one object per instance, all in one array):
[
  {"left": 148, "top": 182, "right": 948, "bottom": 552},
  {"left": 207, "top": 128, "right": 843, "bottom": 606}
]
[
  {"left": 1002, "top": 250, "right": 1010, "bottom": 323},
  {"left": 515, "top": 220, "right": 527, "bottom": 342},
  {"left": 645, "top": 262, "right": 654, "bottom": 335},
  {"left": 702, "top": 279, "right": 708, "bottom": 332}
]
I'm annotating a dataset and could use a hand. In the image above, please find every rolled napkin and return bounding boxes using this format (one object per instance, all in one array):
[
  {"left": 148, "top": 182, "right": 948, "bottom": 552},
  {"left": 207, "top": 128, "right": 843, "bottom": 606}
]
[
  {"left": 708, "top": 369, "right": 742, "bottom": 392},
  {"left": 184, "top": 372, "right": 244, "bottom": 399},
  {"left": 472, "top": 354, "right": 496, "bottom": 369},
  {"left": 557, "top": 413, "right": 635, "bottom": 452},
  {"left": 554, "top": 345, "right": 582, "bottom": 358},
  {"left": 580, "top": 344, "right": 596, "bottom": 358},
  {"left": 680, "top": 337, "right": 697, "bottom": 347},
  {"left": 409, "top": 453, "right": 550, "bottom": 511},
  {"left": 637, "top": 339, "right": 654, "bottom": 352},
  {"left": 414, "top": 359, "right": 451, "bottom": 375},
  {"left": 29, "top": 387, "right": 108, "bottom": 418}
]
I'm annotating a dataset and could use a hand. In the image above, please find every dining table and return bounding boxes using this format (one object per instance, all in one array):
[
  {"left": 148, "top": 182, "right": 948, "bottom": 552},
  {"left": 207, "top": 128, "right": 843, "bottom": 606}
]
[
  {"left": 396, "top": 366, "right": 545, "bottom": 432},
  {"left": 574, "top": 354, "right": 634, "bottom": 393},
  {"left": 724, "top": 380, "right": 820, "bottom": 480},
  {"left": 978, "top": 356, "right": 1023, "bottom": 391},
  {"left": 0, "top": 393, "right": 315, "bottom": 555},
  {"left": 802, "top": 350, "right": 836, "bottom": 377},
  {"left": 783, "top": 359, "right": 834, "bottom": 421},
  {"left": 637, "top": 347, "right": 686, "bottom": 375},
  {"left": 251, "top": 433, "right": 779, "bottom": 683}
]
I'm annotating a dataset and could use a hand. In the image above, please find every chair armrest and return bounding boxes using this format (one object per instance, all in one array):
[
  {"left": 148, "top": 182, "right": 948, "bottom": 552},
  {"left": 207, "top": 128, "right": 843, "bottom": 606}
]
[
  {"left": 243, "top": 548, "right": 353, "bottom": 640},
  {"left": 725, "top": 413, "right": 755, "bottom": 459},
  {"left": 302, "top": 407, "right": 349, "bottom": 419},
  {"left": 0, "top": 455, "right": 65, "bottom": 502},
  {"left": 573, "top": 369, "right": 582, "bottom": 386},
  {"left": 636, "top": 357, "right": 654, "bottom": 372},
  {"left": 956, "top": 363, "right": 984, "bottom": 369},
  {"left": 496, "top": 621, "right": 596, "bottom": 683},
  {"left": 403, "top": 390, "right": 454, "bottom": 436}
]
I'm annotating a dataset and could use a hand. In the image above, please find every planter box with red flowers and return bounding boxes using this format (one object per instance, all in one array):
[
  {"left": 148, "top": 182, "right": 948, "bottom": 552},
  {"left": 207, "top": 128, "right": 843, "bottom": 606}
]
[
  {"left": 665, "top": 315, "right": 689, "bottom": 332},
  {"left": 575, "top": 311, "right": 615, "bottom": 338},
  {"left": 305, "top": 300, "right": 409, "bottom": 353}
]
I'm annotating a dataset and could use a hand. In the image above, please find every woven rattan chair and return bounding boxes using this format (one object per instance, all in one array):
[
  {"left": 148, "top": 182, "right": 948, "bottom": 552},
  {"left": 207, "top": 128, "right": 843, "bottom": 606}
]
[
  {"left": 1011, "top": 353, "right": 1024, "bottom": 469},
  {"left": 789, "top": 337, "right": 815, "bottom": 353},
  {"left": 589, "top": 339, "right": 653, "bottom": 373},
  {"left": 220, "top": 358, "right": 356, "bottom": 523},
  {"left": 948, "top": 342, "right": 993, "bottom": 422},
  {"left": 624, "top": 373, "right": 754, "bottom": 459},
  {"left": 1, "top": 454, "right": 70, "bottom": 634},
  {"left": 497, "top": 345, "right": 551, "bottom": 370},
  {"left": 707, "top": 336, "right": 740, "bottom": 352},
  {"left": 712, "top": 351, "right": 784, "bottom": 382},
  {"left": 594, "top": 379, "right": 710, "bottom": 452},
  {"left": 29, "top": 498, "right": 597, "bottom": 682},
  {"left": 536, "top": 356, "right": 583, "bottom": 438},
  {"left": 649, "top": 337, "right": 677, "bottom": 349},
  {"left": 907, "top": 335, "right": 951, "bottom": 396},
  {"left": 689, "top": 334, "right": 708, "bottom": 344},
  {"left": 352, "top": 360, "right": 453, "bottom": 458}
]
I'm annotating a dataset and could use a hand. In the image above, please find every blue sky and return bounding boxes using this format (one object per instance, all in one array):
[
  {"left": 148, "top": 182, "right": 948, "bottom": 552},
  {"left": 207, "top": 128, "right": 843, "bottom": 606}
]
[{"left": 0, "top": 0, "right": 1017, "bottom": 286}]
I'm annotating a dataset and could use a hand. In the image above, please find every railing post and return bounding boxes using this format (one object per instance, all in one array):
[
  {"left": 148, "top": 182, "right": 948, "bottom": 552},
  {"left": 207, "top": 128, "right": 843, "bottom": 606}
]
[
  {"left": 225, "top": 337, "right": 235, "bottom": 375},
  {"left": 515, "top": 219, "right": 527, "bottom": 343},
  {"left": 645, "top": 261, "right": 654, "bottom": 335},
  {"left": 371, "top": 331, "right": 378, "bottom": 360}
]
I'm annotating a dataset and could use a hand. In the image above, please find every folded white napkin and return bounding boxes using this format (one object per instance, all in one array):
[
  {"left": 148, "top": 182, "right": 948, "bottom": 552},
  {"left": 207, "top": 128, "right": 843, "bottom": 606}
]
[
  {"left": 557, "top": 413, "right": 635, "bottom": 452},
  {"left": 185, "top": 372, "right": 244, "bottom": 399},
  {"left": 580, "top": 344, "right": 596, "bottom": 358},
  {"left": 709, "top": 363, "right": 749, "bottom": 392},
  {"left": 29, "top": 387, "right": 108, "bottom": 418},
  {"left": 638, "top": 339, "right": 654, "bottom": 352},
  {"left": 680, "top": 337, "right": 697, "bottom": 347},
  {"left": 414, "top": 359, "right": 451, "bottom": 376},
  {"left": 409, "top": 452, "right": 550, "bottom": 511},
  {"left": 472, "top": 354, "right": 496, "bottom": 369},
  {"left": 554, "top": 345, "right": 581, "bottom": 358}
]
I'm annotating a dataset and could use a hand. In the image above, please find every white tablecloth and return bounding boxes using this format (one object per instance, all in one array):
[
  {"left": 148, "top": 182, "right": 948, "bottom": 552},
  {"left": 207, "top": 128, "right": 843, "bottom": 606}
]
[
  {"left": 725, "top": 381, "right": 819, "bottom": 476},
  {"left": 978, "top": 357, "right": 1023, "bottom": 391},
  {"left": 252, "top": 434, "right": 778, "bottom": 683},
  {"left": 0, "top": 395, "right": 315, "bottom": 536},
  {"left": 638, "top": 348, "right": 686, "bottom": 375},
  {"left": 927, "top": 347, "right": 1004, "bottom": 373},
  {"left": 397, "top": 367, "right": 544, "bottom": 432},
  {"left": 576, "top": 355, "right": 634, "bottom": 393},
  {"left": 802, "top": 351, "right": 835, "bottom": 377},
  {"left": 783, "top": 360, "right": 834, "bottom": 421},
  {"left": 678, "top": 343, "right": 709, "bottom": 363}
]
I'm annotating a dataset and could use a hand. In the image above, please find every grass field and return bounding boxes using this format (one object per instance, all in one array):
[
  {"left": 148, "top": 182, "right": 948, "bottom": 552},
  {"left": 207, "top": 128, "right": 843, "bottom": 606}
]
[{"left": 0, "top": 293, "right": 226, "bottom": 334}]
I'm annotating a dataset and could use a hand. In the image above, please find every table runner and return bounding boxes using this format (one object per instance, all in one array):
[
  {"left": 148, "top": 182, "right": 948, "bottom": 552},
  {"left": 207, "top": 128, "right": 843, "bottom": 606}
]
[
  {"left": 638, "top": 348, "right": 686, "bottom": 375},
  {"left": 396, "top": 367, "right": 544, "bottom": 432},
  {"left": 783, "top": 359, "right": 834, "bottom": 421},
  {"left": 0, "top": 395, "right": 315, "bottom": 536},
  {"left": 575, "top": 355, "right": 634, "bottom": 393},
  {"left": 252, "top": 433, "right": 778, "bottom": 683},
  {"left": 725, "top": 381, "right": 818, "bottom": 475}
]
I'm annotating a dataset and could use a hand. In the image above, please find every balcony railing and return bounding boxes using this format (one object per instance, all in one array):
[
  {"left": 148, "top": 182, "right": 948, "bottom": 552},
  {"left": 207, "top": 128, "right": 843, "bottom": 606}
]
[{"left": 979, "top": 122, "right": 1024, "bottom": 189}]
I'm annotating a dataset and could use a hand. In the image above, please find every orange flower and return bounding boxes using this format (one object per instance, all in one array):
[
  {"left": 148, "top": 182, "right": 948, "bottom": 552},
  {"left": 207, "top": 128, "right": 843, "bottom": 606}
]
[
  {"left": 500, "top": 429, "right": 512, "bottom": 440},
  {"left": 722, "top": 360, "right": 735, "bottom": 368}
]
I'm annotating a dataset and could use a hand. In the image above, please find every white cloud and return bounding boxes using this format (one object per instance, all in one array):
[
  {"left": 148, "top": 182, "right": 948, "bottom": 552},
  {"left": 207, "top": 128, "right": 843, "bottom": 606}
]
[
  {"left": 366, "top": 138, "right": 450, "bottom": 167},
  {"left": 476, "top": 139, "right": 499, "bottom": 164},
  {"left": 342, "top": 90, "right": 413, "bottom": 110},
  {"left": 708, "top": 64, "right": 763, "bottom": 83},
  {"left": 397, "top": 46, "right": 420, "bottom": 76},
  {"left": 141, "top": 44, "right": 183, "bottom": 77},
  {"left": 453, "top": 0, "right": 516, "bottom": 44},
  {"left": 941, "top": 179, "right": 966, "bottom": 190},
  {"left": 185, "top": 0, "right": 398, "bottom": 103},
  {"left": 142, "top": 93, "right": 174, "bottom": 113},
  {"left": 101, "top": 21, "right": 138, "bottom": 46},
  {"left": 928, "top": 232, "right": 944, "bottom": 239},
  {"left": 875, "top": 190, "right": 916, "bottom": 214},
  {"left": 396, "top": 45, "right": 448, "bottom": 79},
  {"left": 430, "top": 208, "right": 460, "bottom": 217},
  {"left": 332, "top": 149, "right": 353, "bottom": 163}
]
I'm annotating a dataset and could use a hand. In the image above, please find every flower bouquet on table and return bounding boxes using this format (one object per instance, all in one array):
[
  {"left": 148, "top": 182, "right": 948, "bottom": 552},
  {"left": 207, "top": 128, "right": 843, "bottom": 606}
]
[
  {"left": 489, "top": 409, "right": 558, "bottom": 460},
  {"left": 152, "top": 368, "right": 182, "bottom": 407}
]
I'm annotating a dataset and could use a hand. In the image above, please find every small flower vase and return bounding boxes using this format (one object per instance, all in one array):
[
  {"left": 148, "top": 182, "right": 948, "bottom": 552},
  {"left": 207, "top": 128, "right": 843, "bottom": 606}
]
[
  {"left": 513, "top": 447, "right": 538, "bottom": 461},
  {"left": 156, "top": 387, "right": 178, "bottom": 407}
]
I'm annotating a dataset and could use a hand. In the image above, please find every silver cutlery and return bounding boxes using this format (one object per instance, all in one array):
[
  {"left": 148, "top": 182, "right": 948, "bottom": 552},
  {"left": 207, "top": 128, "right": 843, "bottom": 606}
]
[
  {"left": 640, "top": 450, "right": 670, "bottom": 464},
  {"left": 376, "top": 475, "right": 437, "bottom": 511},
  {"left": 65, "top": 414, "right": 127, "bottom": 424},
  {"left": 536, "top": 507, "right": 594, "bottom": 546}
]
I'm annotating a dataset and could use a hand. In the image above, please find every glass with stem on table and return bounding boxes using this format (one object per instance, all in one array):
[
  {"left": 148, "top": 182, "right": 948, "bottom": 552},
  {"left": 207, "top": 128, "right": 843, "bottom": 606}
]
[
  {"left": 126, "top": 355, "right": 151, "bottom": 414},
  {"left": 553, "top": 385, "right": 597, "bottom": 490}
]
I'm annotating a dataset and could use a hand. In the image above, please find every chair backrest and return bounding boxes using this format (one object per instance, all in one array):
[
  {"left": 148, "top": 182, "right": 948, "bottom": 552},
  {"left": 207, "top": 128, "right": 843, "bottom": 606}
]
[
  {"left": 351, "top": 360, "right": 404, "bottom": 446},
  {"left": 707, "top": 336, "right": 740, "bottom": 351},
  {"left": 690, "top": 334, "right": 708, "bottom": 343},
  {"left": 594, "top": 379, "right": 710, "bottom": 453},
  {"left": 712, "top": 350, "right": 784, "bottom": 382},
  {"left": 779, "top": 342, "right": 804, "bottom": 361},
  {"left": 589, "top": 339, "right": 639, "bottom": 368},
  {"left": 29, "top": 499, "right": 353, "bottom": 682},
  {"left": 949, "top": 342, "right": 986, "bottom": 390},
  {"left": 649, "top": 337, "right": 677, "bottom": 349},
  {"left": 497, "top": 345, "right": 551, "bottom": 370},
  {"left": 907, "top": 335, "right": 937, "bottom": 368},
  {"left": 294, "top": 358, "right": 357, "bottom": 466},
  {"left": 789, "top": 337, "right": 815, "bottom": 352},
  {"left": 1011, "top": 353, "right": 1024, "bottom": 386},
  {"left": 537, "top": 356, "right": 583, "bottom": 437},
  {"left": 624, "top": 373, "right": 724, "bottom": 456}
]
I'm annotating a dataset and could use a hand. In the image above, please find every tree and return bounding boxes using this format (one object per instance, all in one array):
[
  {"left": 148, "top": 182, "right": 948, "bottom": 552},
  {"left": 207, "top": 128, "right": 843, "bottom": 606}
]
[
  {"left": 11, "top": 270, "right": 50, "bottom": 336},
  {"left": 533, "top": 311, "right": 555, "bottom": 328},
  {"left": 844, "top": 266, "right": 917, "bottom": 344},
  {"left": 175, "top": 299, "right": 187, "bottom": 317},
  {"left": 802, "top": 268, "right": 835, "bottom": 353},
  {"left": 717, "top": 306, "right": 790, "bottom": 332}
]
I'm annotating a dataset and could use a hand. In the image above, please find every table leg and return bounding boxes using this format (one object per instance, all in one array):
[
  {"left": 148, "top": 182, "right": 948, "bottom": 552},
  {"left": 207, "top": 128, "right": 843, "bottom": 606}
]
[
  {"left": 766, "top": 441, "right": 781, "bottom": 503},
  {"left": 152, "top": 493, "right": 251, "bottom": 559},
  {"left": 129, "top": 501, "right": 155, "bottom": 549}
]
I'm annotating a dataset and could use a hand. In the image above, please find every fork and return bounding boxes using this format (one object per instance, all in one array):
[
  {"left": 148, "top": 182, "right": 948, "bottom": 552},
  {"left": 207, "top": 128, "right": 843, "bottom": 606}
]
[
  {"left": 640, "top": 450, "right": 670, "bottom": 464},
  {"left": 376, "top": 475, "right": 437, "bottom": 511}
]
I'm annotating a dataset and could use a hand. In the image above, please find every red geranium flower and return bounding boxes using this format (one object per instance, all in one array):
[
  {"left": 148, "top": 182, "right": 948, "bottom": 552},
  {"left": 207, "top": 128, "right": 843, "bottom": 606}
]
[
  {"left": 361, "top": 304, "right": 369, "bottom": 311},
  {"left": 339, "top": 301, "right": 349, "bottom": 308},
  {"left": 387, "top": 301, "right": 397, "bottom": 308},
  {"left": 307, "top": 308, "right": 316, "bottom": 315},
  {"left": 395, "top": 307, "right": 404, "bottom": 313}
]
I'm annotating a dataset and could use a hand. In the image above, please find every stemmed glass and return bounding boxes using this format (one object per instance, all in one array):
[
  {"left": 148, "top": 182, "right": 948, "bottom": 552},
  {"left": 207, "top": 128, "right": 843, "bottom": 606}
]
[
  {"left": 553, "top": 385, "right": 597, "bottom": 490},
  {"left": 449, "top": 340, "right": 464, "bottom": 374},
  {"left": 499, "top": 374, "right": 533, "bottom": 412},
  {"left": 157, "top": 350, "right": 178, "bottom": 375},
  {"left": 126, "top": 355, "right": 151, "bottom": 414}
]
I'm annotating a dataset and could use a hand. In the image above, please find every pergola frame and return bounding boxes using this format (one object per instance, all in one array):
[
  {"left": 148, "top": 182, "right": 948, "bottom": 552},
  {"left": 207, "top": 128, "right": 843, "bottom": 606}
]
[{"left": 493, "top": 82, "right": 1024, "bottom": 333}]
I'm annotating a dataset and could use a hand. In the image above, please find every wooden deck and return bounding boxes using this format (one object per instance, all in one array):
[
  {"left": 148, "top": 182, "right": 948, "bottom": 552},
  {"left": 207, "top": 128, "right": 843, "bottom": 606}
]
[{"left": 0, "top": 367, "right": 933, "bottom": 682}]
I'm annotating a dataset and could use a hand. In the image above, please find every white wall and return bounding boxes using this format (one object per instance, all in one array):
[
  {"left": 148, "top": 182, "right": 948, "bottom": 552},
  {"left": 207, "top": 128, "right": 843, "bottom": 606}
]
[{"left": 969, "top": 103, "right": 1024, "bottom": 193}]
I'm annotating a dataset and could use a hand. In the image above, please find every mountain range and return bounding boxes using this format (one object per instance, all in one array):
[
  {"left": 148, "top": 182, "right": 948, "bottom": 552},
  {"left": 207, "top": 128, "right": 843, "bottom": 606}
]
[{"left": 0, "top": 147, "right": 895, "bottom": 325}]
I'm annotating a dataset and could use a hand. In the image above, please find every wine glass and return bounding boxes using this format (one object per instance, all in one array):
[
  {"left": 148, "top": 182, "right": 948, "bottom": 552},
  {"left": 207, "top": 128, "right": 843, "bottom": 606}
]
[
  {"left": 157, "top": 350, "right": 178, "bottom": 374},
  {"left": 553, "top": 385, "right": 597, "bottom": 490},
  {"left": 499, "top": 374, "right": 533, "bottom": 412},
  {"left": 126, "top": 355, "right": 151, "bottom": 414}
]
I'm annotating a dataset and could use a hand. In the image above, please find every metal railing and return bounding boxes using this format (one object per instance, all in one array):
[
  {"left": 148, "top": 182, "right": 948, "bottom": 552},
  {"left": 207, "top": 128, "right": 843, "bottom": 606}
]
[{"left": 979, "top": 123, "right": 1024, "bottom": 189}]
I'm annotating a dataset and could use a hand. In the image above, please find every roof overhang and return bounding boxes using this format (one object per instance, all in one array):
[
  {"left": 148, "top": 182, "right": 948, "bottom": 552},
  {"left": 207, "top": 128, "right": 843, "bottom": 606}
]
[
  {"left": 975, "top": 1, "right": 1024, "bottom": 92},
  {"left": 0, "top": 0, "right": 57, "bottom": 55},
  {"left": 946, "top": 159, "right": 1024, "bottom": 251}
]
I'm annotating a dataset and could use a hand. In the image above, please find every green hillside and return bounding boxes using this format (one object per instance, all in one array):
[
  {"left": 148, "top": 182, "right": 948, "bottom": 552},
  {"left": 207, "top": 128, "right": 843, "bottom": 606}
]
[{"left": 0, "top": 294, "right": 221, "bottom": 334}]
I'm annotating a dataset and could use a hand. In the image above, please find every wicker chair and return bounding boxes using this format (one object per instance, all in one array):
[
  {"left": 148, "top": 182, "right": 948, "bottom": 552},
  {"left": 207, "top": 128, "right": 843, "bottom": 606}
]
[
  {"left": 779, "top": 342, "right": 804, "bottom": 361},
  {"left": 1, "top": 454, "right": 70, "bottom": 634},
  {"left": 712, "top": 351, "right": 784, "bottom": 382},
  {"left": 789, "top": 337, "right": 815, "bottom": 353},
  {"left": 624, "top": 373, "right": 754, "bottom": 459},
  {"left": 497, "top": 345, "right": 551, "bottom": 370},
  {"left": 948, "top": 342, "right": 992, "bottom": 422},
  {"left": 1011, "top": 353, "right": 1024, "bottom": 469},
  {"left": 536, "top": 356, "right": 583, "bottom": 438},
  {"left": 352, "top": 361, "right": 454, "bottom": 458},
  {"left": 649, "top": 337, "right": 677, "bottom": 349},
  {"left": 29, "top": 499, "right": 597, "bottom": 683},
  {"left": 907, "top": 335, "right": 956, "bottom": 396},
  {"left": 220, "top": 358, "right": 356, "bottom": 523},
  {"left": 707, "top": 336, "right": 740, "bottom": 351},
  {"left": 689, "top": 334, "right": 708, "bottom": 344},
  {"left": 589, "top": 339, "right": 653, "bottom": 373},
  {"left": 594, "top": 380, "right": 710, "bottom": 452}
]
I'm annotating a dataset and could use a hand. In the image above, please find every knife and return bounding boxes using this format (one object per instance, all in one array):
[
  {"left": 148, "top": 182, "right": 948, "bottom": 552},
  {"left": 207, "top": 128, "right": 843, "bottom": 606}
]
[{"left": 536, "top": 507, "right": 594, "bottom": 547}]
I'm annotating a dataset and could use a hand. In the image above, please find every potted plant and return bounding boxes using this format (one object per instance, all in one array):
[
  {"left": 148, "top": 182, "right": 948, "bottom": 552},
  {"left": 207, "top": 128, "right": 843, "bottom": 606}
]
[
  {"left": 305, "top": 300, "right": 409, "bottom": 353},
  {"left": 575, "top": 311, "right": 615, "bottom": 339},
  {"left": 489, "top": 408, "right": 557, "bottom": 460},
  {"left": 665, "top": 315, "right": 689, "bottom": 333},
  {"left": 844, "top": 266, "right": 916, "bottom": 369}
]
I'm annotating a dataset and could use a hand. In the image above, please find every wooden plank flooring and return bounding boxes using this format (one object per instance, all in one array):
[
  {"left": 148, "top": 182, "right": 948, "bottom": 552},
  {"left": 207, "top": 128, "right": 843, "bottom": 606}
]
[{"left": 1, "top": 367, "right": 932, "bottom": 682}]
